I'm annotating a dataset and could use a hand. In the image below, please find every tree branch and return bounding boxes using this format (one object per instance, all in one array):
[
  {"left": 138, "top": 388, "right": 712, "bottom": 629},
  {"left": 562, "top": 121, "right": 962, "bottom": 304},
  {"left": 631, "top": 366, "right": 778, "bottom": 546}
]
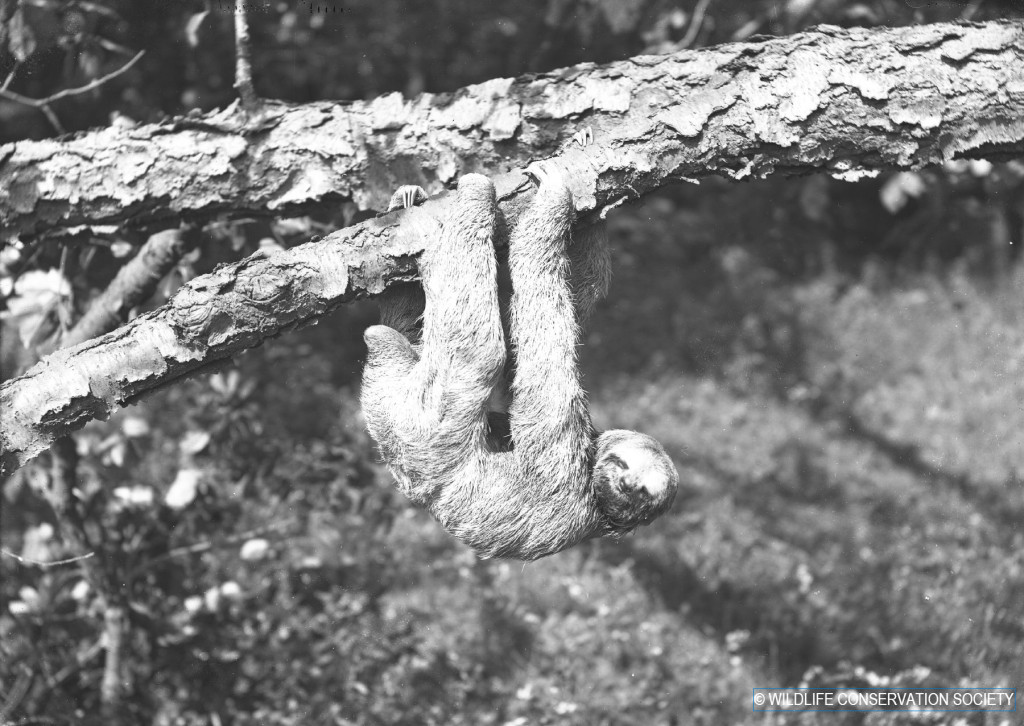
[
  {"left": 61, "top": 227, "right": 200, "bottom": 349},
  {"left": 0, "top": 50, "right": 144, "bottom": 135},
  {"left": 2, "top": 20, "right": 1024, "bottom": 473},
  {"left": 232, "top": 3, "right": 257, "bottom": 108},
  {"left": 1, "top": 21, "right": 1021, "bottom": 243}
]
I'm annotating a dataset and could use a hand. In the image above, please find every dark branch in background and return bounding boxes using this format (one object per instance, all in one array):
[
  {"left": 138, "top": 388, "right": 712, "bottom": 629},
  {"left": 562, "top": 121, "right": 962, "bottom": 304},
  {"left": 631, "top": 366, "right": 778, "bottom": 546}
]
[
  {"left": 2, "top": 20, "right": 1024, "bottom": 473},
  {"left": 4, "top": 24, "right": 244, "bottom": 715},
  {"left": 42, "top": 436, "right": 130, "bottom": 724},
  {"left": 680, "top": 0, "right": 713, "bottom": 49},
  {"left": 25, "top": 227, "right": 201, "bottom": 724},
  {"left": 0, "top": 50, "right": 144, "bottom": 135},
  {"left": 63, "top": 227, "right": 201, "bottom": 349}
]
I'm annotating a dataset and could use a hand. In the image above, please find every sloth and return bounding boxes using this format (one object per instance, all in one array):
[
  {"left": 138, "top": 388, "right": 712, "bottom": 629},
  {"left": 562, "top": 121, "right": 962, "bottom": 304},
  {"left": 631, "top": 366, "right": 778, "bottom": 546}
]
[{"left": 360, "top": 164, "right": 678, "bottom": 560}]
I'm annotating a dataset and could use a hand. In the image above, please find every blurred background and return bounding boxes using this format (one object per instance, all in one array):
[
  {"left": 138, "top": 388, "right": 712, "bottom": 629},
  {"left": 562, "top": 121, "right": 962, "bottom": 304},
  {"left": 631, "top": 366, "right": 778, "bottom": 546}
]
[{"left": 2, "top": 1, "right": 1024, "bottom": 724}]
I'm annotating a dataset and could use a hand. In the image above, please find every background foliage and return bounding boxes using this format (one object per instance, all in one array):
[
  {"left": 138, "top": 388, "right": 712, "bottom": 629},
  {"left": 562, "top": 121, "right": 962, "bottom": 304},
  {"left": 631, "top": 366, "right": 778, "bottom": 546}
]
[{"left": 2, "top": 1, "right": 1024, "bottom": 724}]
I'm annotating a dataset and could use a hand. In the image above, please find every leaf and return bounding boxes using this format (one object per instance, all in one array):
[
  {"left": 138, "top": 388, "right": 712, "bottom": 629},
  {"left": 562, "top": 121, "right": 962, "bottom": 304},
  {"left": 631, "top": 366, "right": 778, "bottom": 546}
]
[
  {"left": 228, "top": 225, "right": 248, "bottom": 252},
  {"left": 785, "top": 0, "right": 819, "bottom": 19},
  {"left": 967, "top": 160, "right": 993, "bottom": 178},
  {"left": 0, "top": 241, "right": 23, "bottom": 272},
  {"left": 158, "top": 267, "right": 185, "bottom": 301},
  {"left": 204, "top": 585, "right": 221, "bottom": 611},
  {"left": 210, "top": 370, "right": 241, "bottom": 397},
  {"left": 113, "top": 485, "right": 155, "bottom": 507},
  {"left": 258, "top": 237, "right": 285, "bottom": 254},
  {"left": 165, "top": 468, "right": 202, "bottom": 509},
  {"left": 879, "top": 172, "right": 926, "bottom": 214},
  {"left": 2, "top": 269, "right": 71, "bottom": 349},
  {"left": 185, "top": 11, "right": 209, "bottom": 48},
  {"left": 799, "top": 176, "right": 830, "bottom": 222},
  {"left": 110, "top": 241, "right": 135, "bottom": 258},
  {"left": 71, "top": 580, "right": 91, "bottom": 600},
  {"left": 18, "top": 586, "right": 41, "bottom": 609},
  {"left": 237, "top": 376, "right": 258, "bottom": 401},
  {"left": 21, "top": 523, "right": 55, "bottom": 562},
  {"left": 240, "top": 538, "right": 270, "bottom": 561},
  {"left": 107, "top": 440, "right": 128, "bottom": 468},
  {"left": 180, "top": 430, "right": 211, "bottom": 455},
  {"left": 8, "top": 8, "right": 37, "bottom": 62},
  {"left": 23, "top": 299, "right": 60, "bottom": 349},
  {"left": 596, "top": 0, "right": 642, "bottom": 34},
  {"left": 122, "top": 416, "right": 151, "bottom": 438}
]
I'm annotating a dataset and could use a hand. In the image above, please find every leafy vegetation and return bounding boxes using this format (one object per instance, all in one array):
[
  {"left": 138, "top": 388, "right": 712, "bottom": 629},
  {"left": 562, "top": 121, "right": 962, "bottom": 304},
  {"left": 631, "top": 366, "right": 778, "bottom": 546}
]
[{"left": 3, "top": 1, "right": 1024, "bottom": 724}]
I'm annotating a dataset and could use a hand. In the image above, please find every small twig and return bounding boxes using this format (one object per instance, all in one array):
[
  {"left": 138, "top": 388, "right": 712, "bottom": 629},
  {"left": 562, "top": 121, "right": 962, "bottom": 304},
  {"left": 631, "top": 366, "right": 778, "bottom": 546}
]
[
  {"left": 0, "top": 50, "right": 144, "bottom": 134},
  {"left": 233, "top": 3, "right": 257, "bottom": 107},
  {"left": 48, "top": 641, "right": 105, "bottom": 690},
  {"left": 128, "top": 519, "right": 295, "bottom": 577},
  {"left": 680, "top": 0, "right": 713, "bottom": 49},
  {"left": 40, "top": 105, "right": 66, "bottom": 135},
  {"left": 0, "top": 668, "right": 33, "bottom": 722},
  {"left": 29, "top": 50, "right": 143, "bottom": 106},
  {"left": 57, "top": 243, "right": 73, "bottom": 333},
  {"left": 7, "top": 638, "right": 101, "bottom": 721},
  {"left": 0, "top": 548, "right": 96, "bottom": 567},
  {"left": 75, "top": 1, "right": 121, "bottom": 19},
  {"left": 8, "top": 604, "right": 57, "bottom": 688},
  {"left": 99, "top": 604, "right": 128, "bottom": 724},
  {"left": 0, "top": 57, "right": 138, "bottom": 109},
  {"left": 2, "top": 58, "right": 22, "bottom": 91}
]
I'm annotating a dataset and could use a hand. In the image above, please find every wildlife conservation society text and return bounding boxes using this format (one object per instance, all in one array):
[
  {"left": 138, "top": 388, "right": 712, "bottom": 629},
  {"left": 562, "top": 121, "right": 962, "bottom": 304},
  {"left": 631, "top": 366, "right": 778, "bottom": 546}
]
[{"left": 752, "top": 687, "right": 1015, "bottom": 712}]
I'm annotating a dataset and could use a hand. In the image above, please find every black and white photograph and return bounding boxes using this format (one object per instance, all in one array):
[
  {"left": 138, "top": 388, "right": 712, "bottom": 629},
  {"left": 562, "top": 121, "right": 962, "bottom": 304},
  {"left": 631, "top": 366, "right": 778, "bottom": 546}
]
[{"left": 1, "top": 1, "right": 1023, "bottom": 723}]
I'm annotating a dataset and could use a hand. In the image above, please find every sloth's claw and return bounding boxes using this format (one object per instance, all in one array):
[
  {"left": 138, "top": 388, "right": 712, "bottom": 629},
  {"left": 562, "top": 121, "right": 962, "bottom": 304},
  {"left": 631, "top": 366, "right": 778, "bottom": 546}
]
[
  {"left": 571, "top": 126, "right": 594, "bottom": 147},
  {"left": 387, "top": 185, "right": 428, "bottom": 212}
]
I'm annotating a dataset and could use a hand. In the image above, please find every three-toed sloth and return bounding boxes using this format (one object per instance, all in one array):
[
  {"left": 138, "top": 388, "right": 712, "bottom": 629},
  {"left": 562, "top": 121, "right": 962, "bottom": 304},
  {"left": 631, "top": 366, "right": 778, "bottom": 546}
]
[{"left": 361, "top": 164, "right": 678, "bottom": 560}]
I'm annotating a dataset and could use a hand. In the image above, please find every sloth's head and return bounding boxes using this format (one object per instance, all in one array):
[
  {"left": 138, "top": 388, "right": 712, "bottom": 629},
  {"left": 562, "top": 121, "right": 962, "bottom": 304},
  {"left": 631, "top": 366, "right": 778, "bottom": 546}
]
[{"left": 592, "top": 429, "right": 679, "bottom": 533}]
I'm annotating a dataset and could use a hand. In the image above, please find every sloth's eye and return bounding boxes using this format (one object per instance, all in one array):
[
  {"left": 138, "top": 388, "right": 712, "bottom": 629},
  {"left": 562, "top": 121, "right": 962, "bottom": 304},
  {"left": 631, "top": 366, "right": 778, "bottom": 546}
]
[{"left": 605, "top": 454, "right": 629, "bottom": 471}]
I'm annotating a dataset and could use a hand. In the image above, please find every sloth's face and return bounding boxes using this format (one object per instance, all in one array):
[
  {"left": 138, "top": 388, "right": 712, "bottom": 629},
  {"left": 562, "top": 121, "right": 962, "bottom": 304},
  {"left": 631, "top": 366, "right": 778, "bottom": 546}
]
[{"left": 593, "top": 429, "right": 679, "bottom": 532}]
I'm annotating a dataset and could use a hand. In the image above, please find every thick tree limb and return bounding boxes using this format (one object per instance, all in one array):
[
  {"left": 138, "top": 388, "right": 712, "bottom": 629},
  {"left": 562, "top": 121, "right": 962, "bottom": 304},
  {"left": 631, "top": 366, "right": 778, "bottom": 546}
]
[
  {"left": 1, "top": 21, "right": 1021, "bottom": 243},
  {"left": 2, "top": 20, "right": 1024, "bottom": 473}
]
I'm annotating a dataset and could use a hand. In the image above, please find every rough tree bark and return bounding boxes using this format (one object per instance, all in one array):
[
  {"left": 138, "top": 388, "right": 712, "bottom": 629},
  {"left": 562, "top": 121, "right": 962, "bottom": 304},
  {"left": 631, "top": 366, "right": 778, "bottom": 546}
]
[{"left": 2, "top": 20, "right": 1023, "bottom": 473}]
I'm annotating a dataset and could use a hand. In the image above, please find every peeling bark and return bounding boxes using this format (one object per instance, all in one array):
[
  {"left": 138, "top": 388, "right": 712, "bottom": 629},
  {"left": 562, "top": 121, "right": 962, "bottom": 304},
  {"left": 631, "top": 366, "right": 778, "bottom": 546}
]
[
  {"left": 1, "top": 21, "right": 1021, "bottom": 243},
  {"left": 2, "top": 20, "right": 1024, "bottom": 473}
]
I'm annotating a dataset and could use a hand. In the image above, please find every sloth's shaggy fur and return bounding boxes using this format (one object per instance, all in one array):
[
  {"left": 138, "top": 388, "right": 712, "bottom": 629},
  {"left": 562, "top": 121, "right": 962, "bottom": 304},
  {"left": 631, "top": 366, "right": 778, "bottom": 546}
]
[{"left": 361, "top": 169, "right": 678, "bottom": 560}]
